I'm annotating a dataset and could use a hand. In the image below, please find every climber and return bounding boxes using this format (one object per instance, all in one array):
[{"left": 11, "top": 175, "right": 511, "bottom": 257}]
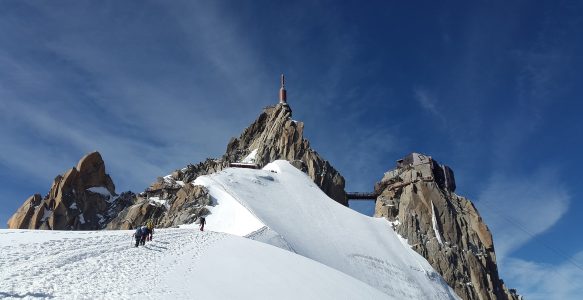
[
  {"left": 146, "top": 219, "right": 154, "bottom": 241},
  {"left": 199, "top": 216, "right": 206, "bottom": 232},
  {"left": 133, "top": 226, "right": 146, "bottom": 247},
  {"left": 140, "top": 226, "right": 151, "bottom": 246}
]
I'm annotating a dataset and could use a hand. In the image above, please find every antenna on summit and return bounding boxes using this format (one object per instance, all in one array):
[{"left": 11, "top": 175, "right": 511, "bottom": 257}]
[{"left": 279, "top": 73, "right": 287, "bottom": 104}]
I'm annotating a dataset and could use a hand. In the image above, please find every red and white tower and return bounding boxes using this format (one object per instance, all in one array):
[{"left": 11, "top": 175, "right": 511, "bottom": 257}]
[{"left": 279, "top": 74, "right": 287, "bottom": 104}]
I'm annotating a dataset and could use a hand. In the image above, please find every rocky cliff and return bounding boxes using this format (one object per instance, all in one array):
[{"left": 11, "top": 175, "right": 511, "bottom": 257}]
[
  {"left": 7, "top": 152, "right": 135, "bottom": 230},
  {"left": 374, "top": 153, "right": 518, "bottom": 300},
  {"left": 106, "top": 103, "right": 346, "bottom": 229},
  {"left": 223, "top": 103, "right": 346, "bottom": 205}
]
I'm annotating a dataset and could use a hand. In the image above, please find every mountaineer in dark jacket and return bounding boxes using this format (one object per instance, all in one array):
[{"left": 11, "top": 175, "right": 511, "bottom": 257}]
[
  {"left": 133, "top": 226, "right": 150, "bottom": 247},
  {"left": 133, "top": 227, "right": 143, "bottom": 247},
  {"left": 199, "top": 217, "right": 206, "bottom": 232}
]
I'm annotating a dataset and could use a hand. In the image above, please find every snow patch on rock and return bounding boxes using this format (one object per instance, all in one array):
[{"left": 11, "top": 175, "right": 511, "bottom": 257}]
[
  {"left": 432, "top": 201, "right": 444, "bottom": 245},
  {"left": 241, "top": 149, "right": 258, "bottom": 163}
]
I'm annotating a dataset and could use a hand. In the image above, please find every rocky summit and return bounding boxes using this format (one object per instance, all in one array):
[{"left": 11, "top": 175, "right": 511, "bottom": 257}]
[
  {"left": 374, "top": 153, "right": 519, "bottom": 300},
  {"left": 224, "top": 103, "right": 346, "bottom": 205},
  {"left": 107, "top": 103, "right": 346, "bottom": 229},
  {"left": 7, "top": 152, "right": 134, "bottom": 230}
]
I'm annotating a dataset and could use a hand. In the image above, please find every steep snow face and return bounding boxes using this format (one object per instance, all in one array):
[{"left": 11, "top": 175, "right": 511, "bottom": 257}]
[
  {"left": 177, "top": 175, "right": 265, "bottom": 237},
  {"left": 0, "top": 229, "right": 387, "bottom": 299},
  {"left": 195, "top": 160, "right": 460, "bottom": 299}
]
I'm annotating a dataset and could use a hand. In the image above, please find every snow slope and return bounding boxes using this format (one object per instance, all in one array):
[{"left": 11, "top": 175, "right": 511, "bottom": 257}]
[
  {"left": 0, "top": 160, "right": 460, "bottom": 299},
  {"left": 0, "top": 229, "right": 387, "bottom": 299},
  {"left": 192, "top": 160, "right": 459, "bottom": 299}
]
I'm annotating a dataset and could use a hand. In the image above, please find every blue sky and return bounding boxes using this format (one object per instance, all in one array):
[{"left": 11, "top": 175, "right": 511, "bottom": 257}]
[{"left": 1, "top": 1, "right": 581, "bottom": 298}]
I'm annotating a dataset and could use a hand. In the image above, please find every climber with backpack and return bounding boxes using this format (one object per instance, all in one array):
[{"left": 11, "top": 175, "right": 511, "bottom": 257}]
[
  {"left": 133, "top": 226, "right": 145, "bottom": 247},
  {"left": 133, "top": 225, "right": 152, "bottom": 247},
  {"left": 146, "top": 219, "right": 154, "bottom": 241},
  {"left": 139, "top": 225, "right": 150, "bottom": 246}
]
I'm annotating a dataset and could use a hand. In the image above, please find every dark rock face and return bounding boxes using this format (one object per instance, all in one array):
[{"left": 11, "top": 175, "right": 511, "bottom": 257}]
[
  {"left": 104, "top": 159, "right": 222, "bottom": 230},
  {"left": 105, "top": 197, "right": 165, "bottom": 230},
  {"left": 106, "top": 184, "right": 210, "bottom": 230},
  {"left": 7, "top": 152, "right": 134, "bottom": 230},
  {"left": 168, "top": 158, "right": 226, "bottom": 186},
  {"left": 159, "top": 185, "right": 211, "bottom": 227},
  {"left": 374, "top": 153, "right": 519, "bottom": 300}
]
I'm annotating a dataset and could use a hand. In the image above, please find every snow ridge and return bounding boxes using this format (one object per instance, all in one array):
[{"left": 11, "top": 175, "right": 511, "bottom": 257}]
[{"left": 193, "top": 160, "right": 459, "bottom": 299}]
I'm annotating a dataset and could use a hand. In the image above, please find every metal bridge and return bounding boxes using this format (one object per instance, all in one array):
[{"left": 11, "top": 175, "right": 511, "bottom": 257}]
[{"left": 346, "top": 192, "right": 378, "bottom": 200}]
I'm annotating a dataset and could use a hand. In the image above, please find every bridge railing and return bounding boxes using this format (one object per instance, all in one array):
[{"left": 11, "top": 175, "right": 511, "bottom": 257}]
[{"left": 346, "top": 192, "right": 378, "bottom": 200}]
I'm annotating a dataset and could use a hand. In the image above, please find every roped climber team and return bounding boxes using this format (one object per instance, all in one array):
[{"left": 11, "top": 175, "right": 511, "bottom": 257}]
[
  {"left": 133, "top": 216, "right": 208, "bottom": 248},
  {"left": 133, "top": 219, "right": 155, "bottom": 247}
]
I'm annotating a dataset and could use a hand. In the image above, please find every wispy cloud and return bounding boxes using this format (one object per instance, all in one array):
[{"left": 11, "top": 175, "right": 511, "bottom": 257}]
[
  {"left": 413, "top": 88, "right": 447, "bottom": 126},
  {"left": 0, "top": 1, "right": 274, "bottom": 197},
  {"left": 477, "top": 167, "right": 570, "bottom": 261},
  {"left": 504, "top": 250, "right": 583, "bottom": 300}
]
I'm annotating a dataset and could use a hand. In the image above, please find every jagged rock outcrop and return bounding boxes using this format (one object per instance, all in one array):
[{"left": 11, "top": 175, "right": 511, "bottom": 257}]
[
  {"left": 106, "top": 183, "right": 210, "bottom": 230},
  {"left": 374, "top": 153, "right": 519, "bottom": 300},
  {"left": 223, "top": 104, "right": 346, "bottom": 205},
  {"left": 163, "top": 103, "right": 346, "bottom": 206},
  {"left": 158, "top": 185, "right": 211, "bottom": 227},
  {"left": 172, "top": 158, "right": 225, "bottom": 184},
  {"left": 107, "top": 103, "right": 347, "bottom": 229},
  {"left": 7, "top": 152, "right": 134, "bottom": 230},
  {"left": 105, "top": 196, "right": 165, "bottom": 230},
  {"left": 105, "top": 158, "right": 224, "bottom": 229}
]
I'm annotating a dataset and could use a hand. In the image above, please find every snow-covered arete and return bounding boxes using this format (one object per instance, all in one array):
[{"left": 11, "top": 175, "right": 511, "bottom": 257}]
[
  {"left": 191, "top": 160, "right": 459, "bottom": 299},
  {"left": 178, "top": 175, "right": 264, "bottom": 237}
]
